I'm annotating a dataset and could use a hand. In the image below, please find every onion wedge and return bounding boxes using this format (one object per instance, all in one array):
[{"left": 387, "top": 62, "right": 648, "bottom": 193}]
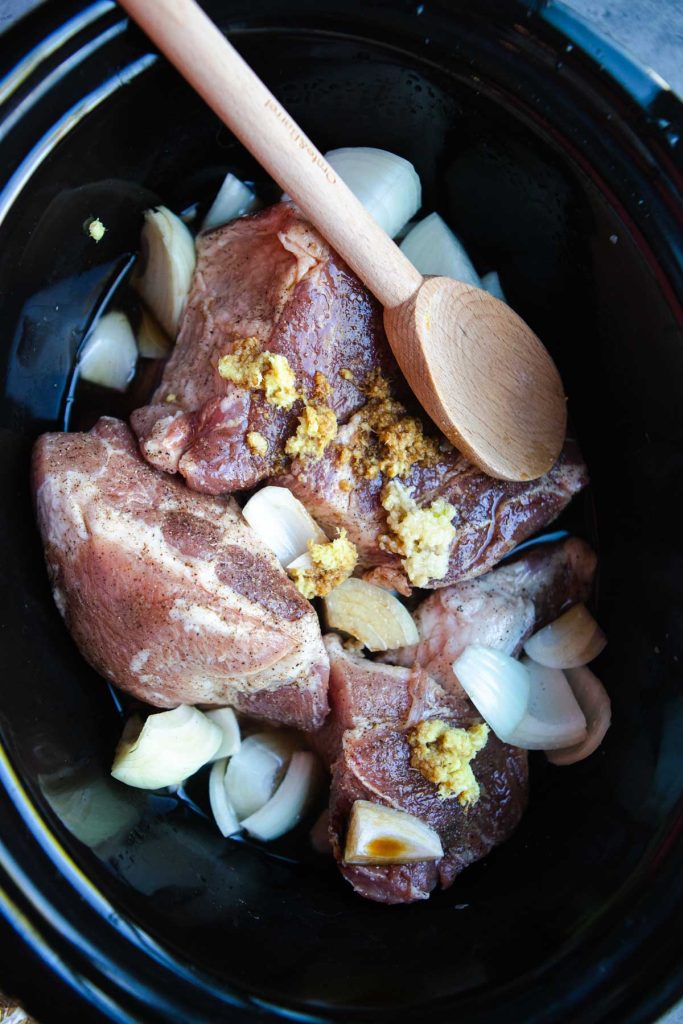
[
  {"left": 79, "top": 311, "right": 138, "bottom": 391},
  {"left": 400, "top": 213, "right": 481, "bottom": 286},
  {"left": 452, "top": 646, "right": 530, "bottom": 738},
  {"left": 134, "top": 206, "right": 196, "bottom": 338},
  {"left": 241, "top": 486, "right": 327, "bottom": 565},
  {"left": 323, "top": 577, "right": 418, "bottom": 652},
  {"left": 111, "top": 706, "right": 221, "bottom": 790},
  {"left": 136, "top": 308, "right": 172, "bottom": 359},
  {"left": 344, "top": 800, "right": 443, "bottom": 865},
  {"left": 205, "top": 707, "right": 241, "bottom": 760},
  {"left": 523, "top": 603, "right": 607, "bottom": 669},
  {"left": 500, "top": 659, "right": 587, "bottom": 750},
  {"left": 202, "top": 172, "right": 259, "bottom": 231},
  {"left": 225, "top": 731, "right": 297, "bottom": 820},
  {"left": 241, "top": 751, "right": 320, "bottom": 841},
  {"left": 546, "top": 667, "right": 611, "bottom": 765},
  {"left": 209, "top": 758, "right": 241, "bottom": 837},
  {"left": 324, "top": 147, "right": 421, "bottom": 238}
]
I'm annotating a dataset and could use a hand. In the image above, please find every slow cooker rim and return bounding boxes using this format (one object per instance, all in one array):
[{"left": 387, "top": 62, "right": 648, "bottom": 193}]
[{"left": 0, "top": 2, "right": 681, "bottom": 1022}]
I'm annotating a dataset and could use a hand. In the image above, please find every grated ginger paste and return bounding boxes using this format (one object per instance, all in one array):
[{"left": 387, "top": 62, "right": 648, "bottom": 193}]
[
  {"left": 380, "top": 480, "right": 456, "bottom": 587},
  {"left": 218, "top": 337, "right": 298, "bottom": 410},
  {"left": 288, "top": 530, "right": 358, "bottom": 599},
  {"left": 408, "top": 719, "right": 489, "bottom": 805}
]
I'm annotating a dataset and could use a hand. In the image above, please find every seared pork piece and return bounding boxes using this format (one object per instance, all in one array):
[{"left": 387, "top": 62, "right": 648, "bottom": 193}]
[
  {"left": 387, "top": 537, "right": 597, "bottom": 689},
  {"left": 131, "top": 204, "right": 398, "bottom": 493},
  {"left": 32, "top": 417, "right": 329, "bottom": 730},
  {"left": 275, "top": 428, "right": 588, "bottom": 592},
  {"left": 318, "top": 637, "right": 527, "bottom": 904},
  {"left": 312, "top": 635, "right": 462, "bottom": 764}
]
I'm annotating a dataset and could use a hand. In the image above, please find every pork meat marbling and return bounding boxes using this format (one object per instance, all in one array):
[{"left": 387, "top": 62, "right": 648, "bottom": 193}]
[{"left": 32, "top": 417, "right": 329, "bottom": 729}]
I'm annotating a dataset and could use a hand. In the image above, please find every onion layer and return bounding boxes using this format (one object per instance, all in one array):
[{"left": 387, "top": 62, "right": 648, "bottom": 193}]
[
  {"left": 400, "top": 213, "right": 481, "bottom": 286},
  {"left": 240, "top": 751, "right": 320, "bottom": 841},
  {"left": 134, "top": 206, "right": 196, "bottom": 339},
  {"left": 209, "top": 758, "right": 241, "bottom": 837},
  {"left": 241, "top": 486, "right": 327, "bottom": 565},
  {"left": 324, "top": 147, "right": 421, "bottom": 238},
  {"left": 111, "top": 706, "right": 221, "bottom": 790},
  {"left": 546, "top": 667, "right": 611, "bottom": 765},
  {"left": 79, "top": 311, "right": 138, "bottom": 391},
  {"left": 136, "top": 308, "right": 172, "bottom": 359},
  {"left": 452, "top": 646, "right": 530, "bottom": 738},
  {"left": 523, "top": 603, "right": 607, "bottom": 669},
  {"left": 202, "top": 172, "right": 259, "bottom": 231},
  {"left": 323, "top": 577, "right": 419, "bottom": 652},
  {"left": 205, "top": 707, "right": 241, "bottom": 760},
  {"left": 500, "top": 659, "right": 587, "bottom": 750},
  {"left": 225, "top": 731, "right": 297, "bottom": 820}
]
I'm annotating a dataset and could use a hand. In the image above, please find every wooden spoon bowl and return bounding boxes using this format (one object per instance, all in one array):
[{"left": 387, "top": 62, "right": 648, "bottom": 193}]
[{"left": 385, "top": 278, "right": 566, "bottom": 480}]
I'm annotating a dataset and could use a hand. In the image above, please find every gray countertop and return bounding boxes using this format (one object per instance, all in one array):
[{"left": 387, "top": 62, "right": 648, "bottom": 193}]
[{"left": 1, "top": 0, "right": 683, "bottom": 96}]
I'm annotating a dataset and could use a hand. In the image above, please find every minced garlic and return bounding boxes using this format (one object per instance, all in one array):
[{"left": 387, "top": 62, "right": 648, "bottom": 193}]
[
  {"left": 217, "top": 337, "right": 298, "bottom": 410},
  {"left": 312, "top": 371, "right": 331, "bottom": 402},
  {"left": 408, "top": 719, "right": 489, "bottom": 805},
  {"left": 87, "top": 217, "right": 106, "bottom": 242},
  {"left": 288, "top": 530, "right": 358, "bottom": 599},
  {"left": 246, "top": 431, "right": 268, "bottom": 456},
  {"left": 380, "top": 480, "right": 456, "bottom": 587},
  {"left": 340, "top": 368, "right": 354, "bottom": 381},
  {"left": 285, "top": 403, "right": 337, "bottom": 459},
  {"left": 340, "top": 372, "right": 443, "bottom": 481}
]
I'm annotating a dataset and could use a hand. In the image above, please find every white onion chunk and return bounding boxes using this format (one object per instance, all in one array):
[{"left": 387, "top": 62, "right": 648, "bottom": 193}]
[
  {"left": 241, "top": 751, "right": 320, "bottom": 841},
  {"left": 205, "top": 707, "right": 241, "bottom": 760},
  {"left": 324, "top": 147, "right": 421, "bottom": 238},
  {"left": 111, "top": 706, "right": 221, "bottom": 790},
  {"left": 225, "top": 731, "right": 296, "bottom": 820},
  {"left": 241, "top": 486, "right": 327, "bottom": 565},
  {"left": 400, "top": 212, "right": 481, "bottom": 285},
  {"left": 452, "top": 645, "right": 530, "bottom": 738},
  {"left": 523, "top": 603, "right": 607, "bottom": 669},
  {"left": 79, "top": 310, "right": 138, "bottom": 391},
  {"left": 500, "top": 659, "right": 587, "bottom": 750},
  {"left": 134, "top": 206, "right": 196, "bottom": 339},
  {"left": 202, "top": 172, "right": 259, "bottom": 231},
  {"left": 209, "top": 758, "right": 241, "bottom": 837},
  {"left": 546, "top": 667, "right": 611, "bottom": 765}
]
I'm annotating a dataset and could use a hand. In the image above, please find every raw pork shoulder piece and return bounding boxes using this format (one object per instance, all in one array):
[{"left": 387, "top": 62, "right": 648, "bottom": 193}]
[
  {"left": 131, "top": 203, "right": 398, "bottom": 493},
  {"left": 317, "top": 637, "right": 527, "bottom": 904},
  {"left": 32, "top": 417, "right": 329, "bottom": 730},
  {"left": 275, "top": 428, "right": 589, "bottom": 593},
  {"left": 387, "top": 537, "right": 597, "bottom": 688}
]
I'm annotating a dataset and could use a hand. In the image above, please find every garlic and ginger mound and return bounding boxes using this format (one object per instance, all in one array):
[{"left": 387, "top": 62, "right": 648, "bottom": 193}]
[
  {"left": 289, "top": 530, "right": 358, "bottom": 599},
  {"left": 218, "top": 337, "right": 298, "bottom": 410},
  {"left": 285, "top": 403, "right": 338, "bottom": 459},
  {"left": 380, "top": 480, "right": 456, "bottom": 587},
  {"left": 338, "top": 373, "right": 444, "bottom": 481},
  {"left": 407, "top": 719, "right": 490, "bottom": 805}
]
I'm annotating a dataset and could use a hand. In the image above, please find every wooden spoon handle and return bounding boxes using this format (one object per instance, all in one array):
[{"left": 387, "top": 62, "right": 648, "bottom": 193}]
[{"left": 119, "top": 0, "right": 423, "bottom": 309}]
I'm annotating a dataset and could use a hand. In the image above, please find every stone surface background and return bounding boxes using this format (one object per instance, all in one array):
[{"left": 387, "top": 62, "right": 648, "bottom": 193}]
[
  {"left": 1, "top": 0, "right": 683, "bottom": 94},
  {"left": 0, "top": 1, "right": 680, "bottom": 1023}
]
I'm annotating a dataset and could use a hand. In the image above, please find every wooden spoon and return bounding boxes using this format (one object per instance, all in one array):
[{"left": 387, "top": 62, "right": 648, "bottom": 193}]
[{"left": 119, "top": 0, "right": 566, "bottom": 481}]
